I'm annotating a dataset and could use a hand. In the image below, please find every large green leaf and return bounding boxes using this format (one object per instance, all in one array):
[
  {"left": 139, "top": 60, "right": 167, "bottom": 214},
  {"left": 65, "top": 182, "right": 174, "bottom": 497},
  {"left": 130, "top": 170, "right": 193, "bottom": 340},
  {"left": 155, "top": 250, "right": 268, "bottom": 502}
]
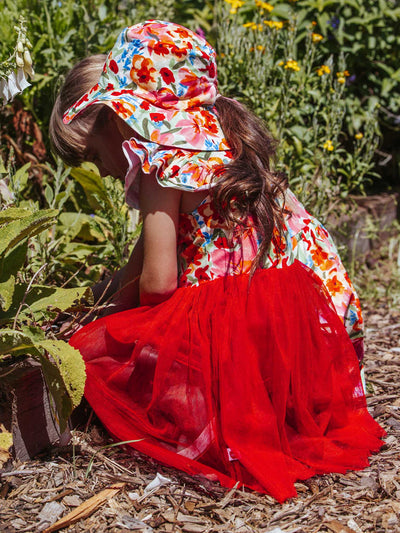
[
  {"left": 35, "top": 351, "right": 74, "bottom": 433},
  {"left": 38, "top": 340, "right": 86, "bottom": 409},
  {"left": 0, "top": 284, "right": 93, "bottom": 325},
  {"left": 0, "top": 329, "right": 37, "bottom": 355},
  {"left": 0, "top": 209, "right": 58, "bottom": 256},
  {"left": 0, "top": 327, "right": 86, "bottom": 433},
  {"left": 0, "top": 208, "right": 33, "bottom": 224}
]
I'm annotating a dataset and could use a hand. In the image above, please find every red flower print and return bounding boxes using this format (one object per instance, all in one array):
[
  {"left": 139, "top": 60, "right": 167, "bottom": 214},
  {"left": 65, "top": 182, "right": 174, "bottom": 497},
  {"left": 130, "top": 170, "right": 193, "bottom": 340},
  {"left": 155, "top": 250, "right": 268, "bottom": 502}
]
[
  {"left": 174, "top": 27, "right": 191, "bottom": 39},
  {"left": 199, "top": 113, "right": 219, "bottom": 134},
  {"left": 111, "top": 101, "right": 132, "bottom": 118},
  {"left": 170, "top": 44, "right": 188, "bottom": 58},
  {"left": 170, "top": 164, "right": 180, "bottom": 175},
  {"left": 106, "top": 83, "right": 114, "bottom": 91},
  {"left": 150, "top": 112, "right": 166, "bottom": 122},
  {"left": 178, "top": 215, "right": 195, "bottom": 236},
  {"left": 180, "top": 70, "right": 200, "bottom": 89},
  {"left": 325, "top": 275, "right": 344, "bottom": 295},
  {"left": 109, "top": 59, "right": 119, "bottom": 73},
  {"left": 140, "top": 100, "right": 150, "bottom": 110},
  {"left": 160, "top": 68, "right": 175, "bottom": 84},
  {"left": 206, "top": 62, "right": 216, "bottom": 78},
  {"left": 131, "top": 57, "right": 157, "bottom": 87},
  {"left": 214, "top": 236, "right": 229, "bottom": 249},
  {"left": 310, "top": 248, "right": 334, "bottom": 271},
  {"left": 194, "top": 266, "right": 210, "bottom": 282},
  {"left": 153, "top": 41, "right": 172, "bottom": 56}
]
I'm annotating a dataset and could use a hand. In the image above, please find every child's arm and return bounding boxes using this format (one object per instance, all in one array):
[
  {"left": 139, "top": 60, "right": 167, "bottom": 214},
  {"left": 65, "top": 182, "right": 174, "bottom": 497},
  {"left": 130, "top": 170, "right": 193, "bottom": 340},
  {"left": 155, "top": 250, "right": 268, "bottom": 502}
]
[{"left": 139, "top": 173, "right": 181, "bottom": 306}]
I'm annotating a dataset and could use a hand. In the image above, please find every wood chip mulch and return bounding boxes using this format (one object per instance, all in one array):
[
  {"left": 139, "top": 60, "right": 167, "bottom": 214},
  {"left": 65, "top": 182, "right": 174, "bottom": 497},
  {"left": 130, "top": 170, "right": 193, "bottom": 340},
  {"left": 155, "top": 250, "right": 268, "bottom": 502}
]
[{"left": 0, "top": 300, "right": 399, "bottom": 533}]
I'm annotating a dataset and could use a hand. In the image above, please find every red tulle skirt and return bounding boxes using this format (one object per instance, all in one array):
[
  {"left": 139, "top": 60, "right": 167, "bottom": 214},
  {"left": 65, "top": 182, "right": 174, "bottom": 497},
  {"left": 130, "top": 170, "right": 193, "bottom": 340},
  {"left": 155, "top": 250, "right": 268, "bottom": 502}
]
[{"left": 70, "top": 261, "right": 385, "bottom": 502}]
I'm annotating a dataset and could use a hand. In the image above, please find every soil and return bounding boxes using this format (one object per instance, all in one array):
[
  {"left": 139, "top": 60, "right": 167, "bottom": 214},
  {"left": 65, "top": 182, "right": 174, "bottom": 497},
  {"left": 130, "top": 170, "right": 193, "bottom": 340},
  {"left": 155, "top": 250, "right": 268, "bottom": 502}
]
[{"left": 0, "top": 291, "right": 399, "bottom": 533}]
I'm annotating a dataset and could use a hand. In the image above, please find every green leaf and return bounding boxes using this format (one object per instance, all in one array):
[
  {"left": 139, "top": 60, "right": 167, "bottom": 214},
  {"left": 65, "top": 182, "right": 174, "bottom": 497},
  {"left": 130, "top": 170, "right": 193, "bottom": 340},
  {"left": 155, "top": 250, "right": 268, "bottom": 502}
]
[
  {"left": 0, "top": 208, "right": 33, "bottom": 224},
  {"left": 0, "top": 329, "right": 37, "bottom": 355},
  {"left": 0, "top": 328, "right": 85, "bottom": 433},
  {"left": 58, "top": 212, "right": 105, "bottom": 242},
  {"left": 35, "top": 351, "right": 74, "bottom": 434},
  {"left": 0, "top": 209, "right": 58, "bottom": 256},
  {"left": 0, "top": 285, "right": 93, "bottom": 325},
  {"left": 0, "top": 241, "right": 28, "bottom": 312},
  {"left": 0, "top": 276, "right": 16, "bottom": 313},
  {"left": 12, "top": 163, "right": 31, "bottom": 191},
  {"left": 38, "top": 340, "right": 86, "bottom": 409},
  {"left": 70, "top": 166, "right": 108, "bottom": 210},
  {"left": 0, "top": 158, "right": 6, "bottom": 174}
]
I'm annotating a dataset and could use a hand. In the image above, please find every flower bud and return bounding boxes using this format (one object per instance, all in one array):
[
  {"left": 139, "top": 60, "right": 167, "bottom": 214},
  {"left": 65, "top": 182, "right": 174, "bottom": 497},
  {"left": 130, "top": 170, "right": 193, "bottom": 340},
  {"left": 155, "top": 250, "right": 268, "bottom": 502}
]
[
  {"left": 23, "top": 50, "right": 33, "bottom": 66},
  {"left": 17, "top": 41, "right": 24, "bottom": 53},
  {"left": 16, "top": 53, "right": 24, "bottom": 68}
]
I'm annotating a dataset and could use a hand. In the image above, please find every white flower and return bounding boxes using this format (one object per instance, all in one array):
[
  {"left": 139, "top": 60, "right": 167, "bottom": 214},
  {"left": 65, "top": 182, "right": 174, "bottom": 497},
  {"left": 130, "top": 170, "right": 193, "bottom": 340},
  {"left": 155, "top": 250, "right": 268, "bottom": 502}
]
[
  {"left": 0, "top": 68, "right": 31, "bottom": 105},
  {"left": 7, "top": 71, "right": 20, "bottom": 99},
  {"left": 0, "top": 77, "right": 11, "bottom": 105},
  {"left": 16, "top": 68, "right": 31, "bottom": 91}
]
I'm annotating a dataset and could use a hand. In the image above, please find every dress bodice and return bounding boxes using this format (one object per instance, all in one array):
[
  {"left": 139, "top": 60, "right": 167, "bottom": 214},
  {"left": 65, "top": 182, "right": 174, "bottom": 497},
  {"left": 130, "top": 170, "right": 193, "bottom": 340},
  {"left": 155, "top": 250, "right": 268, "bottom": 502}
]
[{"left": 177, "top": 190, "right": 363, "bottom": 347}]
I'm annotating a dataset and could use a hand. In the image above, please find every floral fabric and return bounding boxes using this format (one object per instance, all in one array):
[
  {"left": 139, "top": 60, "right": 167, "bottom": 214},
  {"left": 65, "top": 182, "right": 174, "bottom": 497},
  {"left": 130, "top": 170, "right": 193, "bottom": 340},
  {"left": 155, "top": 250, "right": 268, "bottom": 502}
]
[
  {"left": 177, "top": 191, "right": 364, "bottom": 352},
  {"left": 123, "top": 138, "right": 233, "bottom": 210},
  {"left": 63, "top": 20, "right": 228, "bottom": 152}
]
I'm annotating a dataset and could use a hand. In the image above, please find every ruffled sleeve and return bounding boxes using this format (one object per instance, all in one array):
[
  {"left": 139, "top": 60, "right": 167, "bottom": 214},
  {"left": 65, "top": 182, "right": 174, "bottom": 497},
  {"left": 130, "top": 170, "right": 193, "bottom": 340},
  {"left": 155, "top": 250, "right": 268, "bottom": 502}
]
[{"left": 123, "top": 138, "right": 233, "bottom": 210}]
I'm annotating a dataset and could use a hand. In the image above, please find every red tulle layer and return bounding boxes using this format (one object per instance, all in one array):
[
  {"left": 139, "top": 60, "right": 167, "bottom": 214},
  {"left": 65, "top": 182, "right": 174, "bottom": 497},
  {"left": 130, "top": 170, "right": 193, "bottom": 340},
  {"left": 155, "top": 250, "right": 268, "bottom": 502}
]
[{"left": 70, "top": 261, "right": 385, "bottom": 502}]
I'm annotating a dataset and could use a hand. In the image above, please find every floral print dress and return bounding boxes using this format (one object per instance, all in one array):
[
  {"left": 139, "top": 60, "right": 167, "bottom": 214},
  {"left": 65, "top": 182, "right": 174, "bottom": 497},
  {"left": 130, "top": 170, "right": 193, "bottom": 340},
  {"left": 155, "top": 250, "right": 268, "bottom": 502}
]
[{"left": 123, "top": 138, "right": 364, "bottom": 362}]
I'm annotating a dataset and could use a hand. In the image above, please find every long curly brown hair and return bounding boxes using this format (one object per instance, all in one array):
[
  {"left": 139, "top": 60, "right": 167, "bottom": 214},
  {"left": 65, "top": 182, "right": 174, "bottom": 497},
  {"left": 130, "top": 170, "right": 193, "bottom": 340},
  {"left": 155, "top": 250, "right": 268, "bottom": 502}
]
[{"left": 213, "top": 96, "right": 288, "bottom": 271}]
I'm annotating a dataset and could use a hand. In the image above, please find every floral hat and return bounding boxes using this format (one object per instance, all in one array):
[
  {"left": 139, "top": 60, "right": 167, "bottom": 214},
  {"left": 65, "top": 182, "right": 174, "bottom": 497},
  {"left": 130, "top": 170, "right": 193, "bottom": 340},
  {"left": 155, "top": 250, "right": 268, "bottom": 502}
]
[{"left": 63, "top": 20, "right": 228, "bottom": 152}]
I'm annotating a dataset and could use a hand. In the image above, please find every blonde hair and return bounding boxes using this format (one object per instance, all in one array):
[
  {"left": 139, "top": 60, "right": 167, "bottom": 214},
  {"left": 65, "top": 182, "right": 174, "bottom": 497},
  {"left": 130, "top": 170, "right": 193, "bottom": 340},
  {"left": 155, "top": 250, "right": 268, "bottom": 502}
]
[{"left": 49, "top": 55, "right": 107, "bottom": 166}]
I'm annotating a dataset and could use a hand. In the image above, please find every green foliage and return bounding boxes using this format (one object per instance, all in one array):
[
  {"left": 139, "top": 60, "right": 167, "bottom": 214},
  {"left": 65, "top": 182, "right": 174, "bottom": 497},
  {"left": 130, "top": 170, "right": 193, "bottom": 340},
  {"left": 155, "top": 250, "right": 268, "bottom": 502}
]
[
  {"left": 216, "top": 1, "right": 382, "bottom": 217},
  {"left": 0, "top": 205, "right": 89, "bottom": 431},
  {"left": 0, "top": 328, "right": 85, "bottom": 432},
  {"left": 0, "top": 154, "right": 137, "bottom": 432},
  {"left": 219, "top": 0, "right": 400, "bottom": 131}
]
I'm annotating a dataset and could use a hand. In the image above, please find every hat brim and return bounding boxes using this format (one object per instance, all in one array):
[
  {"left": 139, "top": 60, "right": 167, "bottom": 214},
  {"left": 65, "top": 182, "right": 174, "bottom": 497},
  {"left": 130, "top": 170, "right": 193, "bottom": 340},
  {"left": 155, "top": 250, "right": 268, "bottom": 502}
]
[{"left": 63, "top": 84, "right": 228, "bottom": 152}]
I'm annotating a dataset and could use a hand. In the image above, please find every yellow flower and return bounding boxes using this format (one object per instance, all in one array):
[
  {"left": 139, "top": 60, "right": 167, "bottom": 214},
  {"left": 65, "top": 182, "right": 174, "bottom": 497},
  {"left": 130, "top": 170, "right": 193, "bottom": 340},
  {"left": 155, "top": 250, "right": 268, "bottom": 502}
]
[
  {"left": 323, "top": 140, "right": 334, "bottom": 151},
  {"left": 278, "top": 60, "right": 284, "bottom": 66},
  {"left": 225, "top": 0, "right": 245, "bottom": 13},
  {"left": 317, "top": 64, "right": 331, "bottom": 76},
  {"left": 264, "top": 20, "right": 284, "bottom": 29},
  {"left": 343, "top": 70, "right": 350, "bottom": 77},
  {"left": 243, "top": 21, "right": 262, "bottom": 30},
  {"left": 355, "top": 132, "right": 363, "bottom": 140},
  {"left": 284, "top": 59, "right": 300, "bottom": 72},
  {"left": 311, "top": 21, "right": 317, "bottom": 26},
  {"left": 311, "top": 32, "right": 323, "bottom": 43},
  {"left": 257, "top": 45, "right": 265, "bottom": 51},
  {"left": 255, "top": 0, "right": 274, "bottom": 12},
  {"left": 337, "top": 76, "right": 346, "bottom": 84}
]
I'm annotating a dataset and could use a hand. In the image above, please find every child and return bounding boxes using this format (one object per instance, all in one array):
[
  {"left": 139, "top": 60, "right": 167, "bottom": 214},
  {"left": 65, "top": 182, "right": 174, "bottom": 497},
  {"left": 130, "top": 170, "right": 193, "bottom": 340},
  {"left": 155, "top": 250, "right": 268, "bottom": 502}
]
[{"left": 50, "top": 20, "right": 384, "bottom": 503}]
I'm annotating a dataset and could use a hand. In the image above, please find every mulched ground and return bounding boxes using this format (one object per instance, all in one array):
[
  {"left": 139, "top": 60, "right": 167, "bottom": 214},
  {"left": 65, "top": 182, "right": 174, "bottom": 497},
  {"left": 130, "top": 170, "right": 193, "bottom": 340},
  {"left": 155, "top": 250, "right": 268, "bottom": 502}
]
[{"left": 1, "top": 293, "right": 399, "bottom": 532}]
